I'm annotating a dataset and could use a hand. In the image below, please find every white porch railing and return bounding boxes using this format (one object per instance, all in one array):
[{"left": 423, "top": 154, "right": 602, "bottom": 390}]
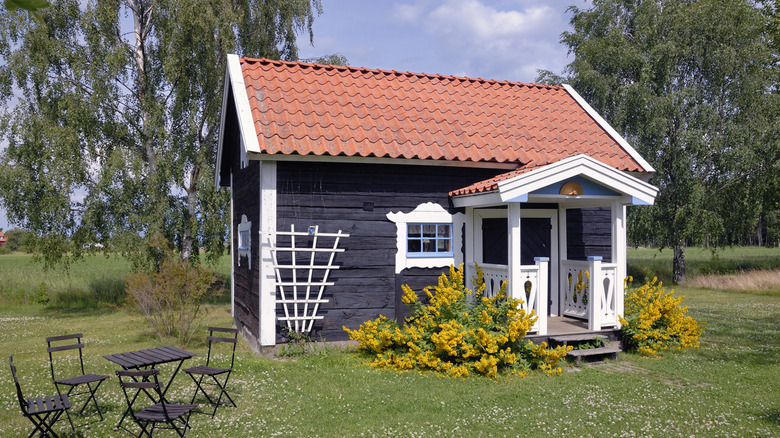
[
  {"left": 479, "top": 260, "right": 548, "bottom": 334},
  {"left": 560, "top": 257, "right": 619, "bottom": 330},
  {"left": 481, "top": 264, "right": 508, "bottom": 298}
]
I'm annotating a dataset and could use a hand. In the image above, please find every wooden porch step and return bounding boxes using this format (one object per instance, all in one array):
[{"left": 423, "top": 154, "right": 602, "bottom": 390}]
[
  {"left": 550, "top": 334, "right": 608, "bottom": 346},
  {"left": 567, "top": 346, "right": 620, "bottom": 366}
]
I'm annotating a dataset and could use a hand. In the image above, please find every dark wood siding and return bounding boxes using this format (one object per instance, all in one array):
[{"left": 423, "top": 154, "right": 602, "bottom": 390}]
[
  {"left": 566, "top": 207, "right": 612, "bottom": 262},
  {"left": 232, "top": 161, "right": 261, "bottom": 342},
  {"left": 276, "top": 161, "right": 503, "bottom": 341}
]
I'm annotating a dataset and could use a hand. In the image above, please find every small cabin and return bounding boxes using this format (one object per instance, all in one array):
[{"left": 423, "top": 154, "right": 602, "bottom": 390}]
[{"left": 215, "top": 55, "right": 657, "bottom": 350}]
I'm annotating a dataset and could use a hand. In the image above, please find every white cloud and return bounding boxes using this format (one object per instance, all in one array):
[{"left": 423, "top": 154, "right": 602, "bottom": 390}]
[
  {"left": 392, "top": 3, "right": 427, "bottom": 23},
  {"left": 429, "top": 0, "right": 552, "bottom": 42},
  {"left": 416, "top": 0, "right": 569, "bottom": 82}
]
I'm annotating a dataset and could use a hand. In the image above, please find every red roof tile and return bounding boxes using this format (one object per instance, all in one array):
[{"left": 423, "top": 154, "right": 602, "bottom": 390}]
[{"left": 239, "top": 57, "right": 644, "bottom": 171}]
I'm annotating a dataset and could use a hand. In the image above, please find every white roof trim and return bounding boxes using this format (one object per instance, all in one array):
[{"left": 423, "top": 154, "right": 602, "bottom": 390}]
[
  {"left": 215, "top": 55, "right": 263, "bottom": 187},
  {"left": 228, "top": 54, "right": 261, "bottom": 155},
  {"left": 562, "top": 84, "right": 655, "bottom": 173},
  {"left": 496, "top": 154, "right": 657, "bottom": 205}
]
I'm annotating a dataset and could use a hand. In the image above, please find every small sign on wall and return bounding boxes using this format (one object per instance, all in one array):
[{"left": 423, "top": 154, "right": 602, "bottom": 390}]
[{"left": 238, "top": 214, "right": 252, "bottom": 269}]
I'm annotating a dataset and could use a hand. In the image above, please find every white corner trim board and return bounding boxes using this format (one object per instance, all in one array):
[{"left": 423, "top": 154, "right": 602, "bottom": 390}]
[{"left": 386, "top": 202, "right": 464, "bottom": 274}]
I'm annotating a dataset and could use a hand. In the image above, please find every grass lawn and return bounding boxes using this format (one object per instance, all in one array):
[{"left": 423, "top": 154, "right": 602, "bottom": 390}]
[{"left": 0, "top": 250, "right": 778, "bottom": 436}]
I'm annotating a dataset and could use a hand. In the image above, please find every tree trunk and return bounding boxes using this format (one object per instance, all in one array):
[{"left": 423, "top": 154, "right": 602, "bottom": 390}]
[{"left": 673, "top": 245, "right": 686, "bottom": 284}]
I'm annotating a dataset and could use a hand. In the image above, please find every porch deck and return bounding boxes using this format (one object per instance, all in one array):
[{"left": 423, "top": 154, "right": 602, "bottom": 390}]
[{"left": 525, "top": 316, "right": 622, "bottom": 345}]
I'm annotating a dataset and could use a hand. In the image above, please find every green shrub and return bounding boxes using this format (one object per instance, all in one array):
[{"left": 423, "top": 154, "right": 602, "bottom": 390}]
[
  {"left": 125, "top": 259, "right": 220, "bottom": 345},
  {"left": 344, "top": 264, "right": 571, "bottom": 378},
  {"left": 620, "top": 278, "right": 705, "bottom": 356}
]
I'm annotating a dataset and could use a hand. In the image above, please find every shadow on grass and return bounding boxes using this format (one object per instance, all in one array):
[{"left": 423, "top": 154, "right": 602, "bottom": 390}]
[{"left": 758, "top": 409, "right": 780, "bottom": 427}]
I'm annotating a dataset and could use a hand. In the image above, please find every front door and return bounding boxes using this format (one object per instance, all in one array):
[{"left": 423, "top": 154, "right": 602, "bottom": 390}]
[{"left": 477, "top": 211, "right": 557, "bottom": 316}]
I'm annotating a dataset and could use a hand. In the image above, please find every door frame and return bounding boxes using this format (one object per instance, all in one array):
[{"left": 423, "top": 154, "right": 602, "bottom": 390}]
[{"left": 469, "top": 207, "right": 559, "bottom": 316}]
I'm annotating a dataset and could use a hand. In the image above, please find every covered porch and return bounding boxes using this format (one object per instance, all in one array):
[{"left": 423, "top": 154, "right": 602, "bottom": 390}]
[{"left": 452, "top": 155, "right": 658, "bottom": 336}]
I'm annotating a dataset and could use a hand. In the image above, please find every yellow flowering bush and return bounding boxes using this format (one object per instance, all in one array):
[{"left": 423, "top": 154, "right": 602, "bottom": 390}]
[
  {"left": 619, "top": 277, "right": 705, "bottom": 356},
  {"left": 344, "top": 264, "right": 571, "bottom": 378}
]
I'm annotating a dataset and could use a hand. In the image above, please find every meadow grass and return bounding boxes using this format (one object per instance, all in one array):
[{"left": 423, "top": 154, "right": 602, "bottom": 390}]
[
  {"left": 0, "top": 253, "right": 231, "bottom": 308},
  {"left": 627, "top": 246, "right": 780, "bottom": 284},
  {"left": 0, "top": 250, "right": 778, "bottom": 436}
]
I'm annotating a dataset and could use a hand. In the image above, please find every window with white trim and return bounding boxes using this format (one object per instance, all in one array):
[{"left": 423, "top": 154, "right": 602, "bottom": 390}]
[
  {"left": 406, "top": 223, "right": 453, "bottom": 256},
  {"left": 387, "top": 203, "right": 464, "bottom": 273}
]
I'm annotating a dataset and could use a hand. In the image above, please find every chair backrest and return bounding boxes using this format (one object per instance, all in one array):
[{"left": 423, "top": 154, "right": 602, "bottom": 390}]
[
  {"left": 205, "top": 327, "right": 239, "bottom": 369},
  {"left": 46, "top": 333, "right": 87, "bottom": 381},
  {"left": 116, "top": 369, "right": 174, "bottom": 421},
  {"left": 9, "top": 356, "right": 28, "bottom": 414}
]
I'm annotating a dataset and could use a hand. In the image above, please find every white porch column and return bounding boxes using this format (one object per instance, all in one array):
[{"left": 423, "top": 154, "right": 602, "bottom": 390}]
[
  {"left": 465, "top": 207, "right": 475, "bottom": 285},
  {"left": 587, "top": 256, "right": 603, "bottom": 331},
  {"left": 259, "top": 161, "right": 277, "bottom": 346},
  {"left": 534, "top": 257, "right": 549, "bottom": 335},
  {"left": 507, "top": 203, "right": 522, "bottom": 303},
  {"left": 556, "top": 206, "right": 568, "bottom": 316},
  {"left": 611, "top": 201, "right": 627, "bottom": 327}
]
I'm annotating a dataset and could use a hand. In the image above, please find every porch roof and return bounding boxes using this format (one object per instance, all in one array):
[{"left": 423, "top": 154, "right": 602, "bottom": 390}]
[{"left": 451, "top": 154, "right": 658, "bottom": 208}]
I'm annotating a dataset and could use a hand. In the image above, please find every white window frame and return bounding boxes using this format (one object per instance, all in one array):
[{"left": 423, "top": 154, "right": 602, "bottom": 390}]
[{"left": 387, "top": 202, "right": 464, "bottom": 274}]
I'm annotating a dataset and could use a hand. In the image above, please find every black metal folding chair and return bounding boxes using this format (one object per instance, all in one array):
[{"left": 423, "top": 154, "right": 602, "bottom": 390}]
[
  {"left": 183, "top": 326, "right": 239, "bottom": 416},
  {"left": 46, "top": 333, "right": 109, "bottom": 428},
  {"left": 116, "top": 368, "right": 199, "bottom": 437},
  {"left": 10, "top": 356, "right": 72, "bottom": 438}
]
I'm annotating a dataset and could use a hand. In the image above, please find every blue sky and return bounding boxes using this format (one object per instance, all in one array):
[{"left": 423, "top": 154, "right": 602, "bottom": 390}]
[{"left": 0, "top": 0, "right": 585, "bottom": 232}]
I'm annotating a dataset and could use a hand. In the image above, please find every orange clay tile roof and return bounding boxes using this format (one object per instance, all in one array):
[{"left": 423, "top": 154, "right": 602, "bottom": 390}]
[
  {"left": 448, "top": 161, "right": 552, "bottom": 196},
  {"left": 240, "top": 57, "right": 644, "bottom": 171}
]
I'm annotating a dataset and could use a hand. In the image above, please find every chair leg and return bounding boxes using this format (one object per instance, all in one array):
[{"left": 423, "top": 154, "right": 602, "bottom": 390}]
[
  {"left": 27, "top": 411, "right": 63, "bottom": 438},
  {"left": 209, "top": 374, "right": 237, "bottom": 416},
  {"left": 56, "top": 384, "right": 76, "bottom": 432},
  {"left": 189, "top": 374, "right": 216, "bottom": 406},
  {"left": 80, "top": 380, "right": 106, "bottom": 420}
]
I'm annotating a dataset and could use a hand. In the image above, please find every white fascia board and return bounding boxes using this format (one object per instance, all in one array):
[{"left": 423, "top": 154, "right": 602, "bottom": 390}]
[
  {"left": 227, "top": 54, "right": 261, "bottom": 155},
  {"left": 562, "top": 84, "right": 655, "bottom": 173},
  {"left": 451, "top": 191, "right": 504, "bottom": 208},
  {"left": 247, "top": 152, "right": 518, "bottom": 170},
  {"left": 497, "top": 154, "right": 658, "bottom": 205}
]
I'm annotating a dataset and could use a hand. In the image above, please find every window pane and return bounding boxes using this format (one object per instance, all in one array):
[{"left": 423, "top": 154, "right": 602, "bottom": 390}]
[
  {"left": 437, "top": 238, "right": 450, "bottom": 252},
  {"left": 422, "top": 239, "right": 434, "bottom": 252},
  {"left": 408, "top": 224, "right": 421, "bottom": 237},
  {"left": 438, "top": 224, "right": 451, "bottom": 237},
  {"left": 408, "top": 239, "right": 421, "bottom": 253},
  {"left": 423, "top": 224, "right": 436, "bottom": 238}
]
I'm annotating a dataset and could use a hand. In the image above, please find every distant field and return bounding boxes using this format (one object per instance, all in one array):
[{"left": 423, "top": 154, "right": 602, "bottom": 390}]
[
  {"left": 0, "top": 253, "right": 231, "bottom": 308},
  {"left": 2, "top": 247, "right": 779, "bottom": 307},
  {"left": 628, "top": 246, "right": 780, "bottom": 284}
]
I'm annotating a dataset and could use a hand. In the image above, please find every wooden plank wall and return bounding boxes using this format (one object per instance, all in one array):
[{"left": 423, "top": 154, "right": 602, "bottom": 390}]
[
  {"left": 566, "top": 207, "right": 612, "bottom": 262},
  {"left": 232, "top": 160, "right": 261, "bottom": 342},
  {"left": 276, "top": 161, "right": 501, "bottom": 342}
]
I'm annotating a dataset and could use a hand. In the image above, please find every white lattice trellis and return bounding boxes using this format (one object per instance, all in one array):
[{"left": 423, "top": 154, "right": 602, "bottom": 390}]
[{"left": 268, "top": 225, "right": 349, "bottom": 334}]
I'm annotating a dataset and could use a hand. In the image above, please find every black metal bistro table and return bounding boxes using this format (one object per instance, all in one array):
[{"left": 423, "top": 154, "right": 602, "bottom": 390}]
[{"left": 104, "top": 346, "right": 196, "bottom": 429}]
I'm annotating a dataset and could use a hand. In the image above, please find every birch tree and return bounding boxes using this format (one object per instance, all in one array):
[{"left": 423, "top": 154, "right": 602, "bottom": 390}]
[
  {"left": 547, "top": 0, "right": 778, "bottom": 283},
  {"left": 0, "top": 0, "right": 321, "bottom": 269}
]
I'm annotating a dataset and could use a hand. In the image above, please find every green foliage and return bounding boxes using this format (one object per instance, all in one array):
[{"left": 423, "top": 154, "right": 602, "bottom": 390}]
[
  {"left": 345, "top": 264, "right": 571, "bottom": 378},
  {"left": 278, "top": 330, "right": 320, "bottom": 357},
  {"left": 620, "top": 278, "right": 705, "bottom": 356},
  {"left": 0, "top": 0, "right": 322, "bottom": 269},
  {"left": 569, "top": 337, "right": 607, "bottom": 351},
  {"left": 554, "top": 0, "right": 780, "bottom": 282},
  {"left": 125, "top": 251, "right": 221, "bottom": 345},
  {"left": 0, "top": 228, "right": 30, "bottom": 253},
  {"left": 29, "top": 282, "right": 49, "bottom": 305},
  {"left": 3, "top": 0, "right": 49, "bottom": 12}
]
